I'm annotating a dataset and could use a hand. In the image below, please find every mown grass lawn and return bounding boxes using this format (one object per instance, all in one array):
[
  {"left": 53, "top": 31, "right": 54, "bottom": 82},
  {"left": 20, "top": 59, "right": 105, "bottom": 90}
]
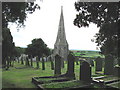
[
  {"left": 2, "top": 60, "right": 103, "bottom": 88},
  {"left": 73, "top": 51, "right": 104, "bottom": 58}
]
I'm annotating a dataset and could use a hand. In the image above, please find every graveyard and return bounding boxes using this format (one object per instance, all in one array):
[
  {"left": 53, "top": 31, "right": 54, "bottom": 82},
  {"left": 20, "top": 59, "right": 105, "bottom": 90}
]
[
  {"left": 2, "top": 51, "right": 120, "bottom": 89},
  {"left": 2, "top": 2, "right": 119, "bottom": 90}
]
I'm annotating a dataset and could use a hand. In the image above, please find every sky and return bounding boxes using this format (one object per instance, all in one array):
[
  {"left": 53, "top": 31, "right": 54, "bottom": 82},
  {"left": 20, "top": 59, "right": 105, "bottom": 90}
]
[{"left": 9, "top": 0, "right": 100, "bottom": 51}]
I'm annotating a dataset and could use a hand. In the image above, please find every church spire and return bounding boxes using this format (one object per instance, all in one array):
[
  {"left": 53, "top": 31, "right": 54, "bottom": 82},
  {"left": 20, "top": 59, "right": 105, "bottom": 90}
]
[
  {"left": 55, "top": 6, "right": 68, "bottom": 45},
  {"left": 54, "top": 6, "right": 69, "bottom": 61}
]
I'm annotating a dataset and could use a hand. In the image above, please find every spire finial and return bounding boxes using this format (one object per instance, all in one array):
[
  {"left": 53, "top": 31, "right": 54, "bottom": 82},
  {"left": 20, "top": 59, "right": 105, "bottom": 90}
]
[
  {"left": 61, "top": 6, "right": 63, "bottom": 14},
  {"left": 61, "top": 6, "right": 63, "bottom": 9}
]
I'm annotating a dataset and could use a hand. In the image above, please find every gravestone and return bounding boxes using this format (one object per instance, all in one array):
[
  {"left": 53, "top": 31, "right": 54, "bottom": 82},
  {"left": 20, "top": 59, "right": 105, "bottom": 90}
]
[
  {"left": 36, "top": 56, "right": 39, "bottom": 69},
  {"left": 80, "top": 60, "right": 92, "bottom": 83},
  {"left": 21, "top": 56, "right": 24, "bottom": 65},
  {"left": 95, "top": 57, "right": 103, "bottom": 71},
  {"left": 6, "top": 56, "right": 10, "bottom": 70},
  {"left": 104, "top": 55, "right": 114, "bottom": 75},
  {"left": 30, "top": 56, "right": 33, "bottom": 67},
  {"left": 66, "top": 53, "right": 75, "bottom": 79},
  {"left": 26, "top": 56, "right": 30, "bottom": 66},
  {"left": 9, "top": 57, "right": 12, "bottom": 66},
  {"left": 61, "top": 57, "right": 64, "bottom": 68},
  {"left": 49, "top": 56, "right": 54, "bottom": 70},
  {"left": 11, "top": 57, "right": 15, "bottom": 67},
  {"left": 75, "top": 57, "right": 79, "bottom": 65},
  {"left": 17, "top": 57, "right": 19, "bottom": 63},
  {"left": 54, "top": 54, "right": 61, "bottom": 76},
  {"left": 42, "top": 57, "right": 45, "bottom": 70}
]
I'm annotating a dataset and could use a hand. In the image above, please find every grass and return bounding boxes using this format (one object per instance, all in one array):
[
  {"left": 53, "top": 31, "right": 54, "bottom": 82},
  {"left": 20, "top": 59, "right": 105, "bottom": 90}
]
[
  {"left": 73, "top": 51, "right": 104, "bottom": 58},
  {"left": 41, "top": 80, "right": 87, "bottom": 88},
  {"left": 2, "top": 60, "right": 103, "bottom": 88},
  {"left": 109, "top": 82, "right": 120, "bottom": 88},
  {"left": 36, "top": 77, "right": 68, "bottom": 81},
  {"left": 2, "top": 61, "right": 54, "bottom": 88}
]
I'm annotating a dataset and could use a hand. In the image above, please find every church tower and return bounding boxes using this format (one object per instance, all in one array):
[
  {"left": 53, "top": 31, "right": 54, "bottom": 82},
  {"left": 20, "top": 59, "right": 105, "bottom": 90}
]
[{"left": 53, "top": 6, "right": 69, "bottom": 61}]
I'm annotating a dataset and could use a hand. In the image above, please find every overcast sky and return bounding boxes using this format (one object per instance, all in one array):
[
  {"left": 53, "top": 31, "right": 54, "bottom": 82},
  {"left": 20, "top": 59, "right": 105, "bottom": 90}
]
[{"left": 9, "top": 0, "right": 100, "bottom": 50}]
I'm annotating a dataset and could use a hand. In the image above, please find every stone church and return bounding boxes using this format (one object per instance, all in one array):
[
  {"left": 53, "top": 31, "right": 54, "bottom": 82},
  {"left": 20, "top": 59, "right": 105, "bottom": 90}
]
[{"left": 53, "top": 6, "right": 69, "bottom": 61}]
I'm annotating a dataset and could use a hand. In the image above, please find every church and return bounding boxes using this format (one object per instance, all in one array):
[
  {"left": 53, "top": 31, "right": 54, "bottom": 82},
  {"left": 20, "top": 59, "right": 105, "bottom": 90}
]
[{"left": 53, "top": 6, "right": 69, "bottom": 61}]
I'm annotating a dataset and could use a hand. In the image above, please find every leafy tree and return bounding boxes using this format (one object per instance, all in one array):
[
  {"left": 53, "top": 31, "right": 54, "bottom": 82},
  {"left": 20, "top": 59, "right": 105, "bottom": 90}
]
[
  {"left": 15, "top": 47, "right": 26, "bottom": 56},
  {"left": 2, "top": 28, "right": 16, "bottom": 68},
  {"left": 2, "top": 2, "right": 40, "bottom": 28},
  {"left": 74, "top": 2, "right": 119, "bottom": 28},
  {"left": 25, "top": 38, "right": 51, "bottom": 58},
  {"left": 74, "top": 2, "right": 119, "bottom": 65}
]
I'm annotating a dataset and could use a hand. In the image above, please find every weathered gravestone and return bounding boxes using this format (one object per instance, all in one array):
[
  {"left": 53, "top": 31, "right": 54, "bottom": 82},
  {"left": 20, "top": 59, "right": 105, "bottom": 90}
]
[
  {"left": 36, "top": 56, "right": 39, "bottom": 69},
  {"left": 104, "top": 55, "right": 114, "bottom": 75},
  {"left": 75, "top": 56, "right": 79, "bottom": 65},
  {"left": 9, "top": 57, "right": 12, "bottom": 67},
  {"left": 49, "top": 56, "right": 54, "bottom": 70},
  {"left": 30, "top": 55, "right": 33, "bottom": 67},
  {"left": 80, "top": 60, "right": 92, "bottom": 83},
  {"left": 95, "top": 57, "right": 103, "bottom": 72},
  {"left": 26, "top": 56, "right": 30, "bottom": 66},
  {"left": 54, "top": 54, "right": 61, "bottom": 76},
  {"left": 21, "top": 56, "right": 24, "bottom": 65},
  {"left": 17, "top": 57, "right": 19, "bottom": 63},
  {"left": 65, "top": 53, "right": 75, "bottom": 79},
  {"left": 61, "top": 57, "right": 64, "bottom": 68},
  {"left": 42, "top": 57, "right": 45, "bottom": 70},
  {"left": 6, "top": 57, "right": 10, "bottom": 70}
]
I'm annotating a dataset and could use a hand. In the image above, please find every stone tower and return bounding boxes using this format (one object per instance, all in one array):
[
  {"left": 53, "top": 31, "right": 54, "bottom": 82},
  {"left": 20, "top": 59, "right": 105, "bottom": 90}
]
[{"left": 53, "top": 6, "right": 69, "bottom": 61}]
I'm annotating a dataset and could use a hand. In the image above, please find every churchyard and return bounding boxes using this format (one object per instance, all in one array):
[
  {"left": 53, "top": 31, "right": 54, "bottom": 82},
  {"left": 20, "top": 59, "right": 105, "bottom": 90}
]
[{"left": 2, "top": 51, "right": 120, "bottom": 89}]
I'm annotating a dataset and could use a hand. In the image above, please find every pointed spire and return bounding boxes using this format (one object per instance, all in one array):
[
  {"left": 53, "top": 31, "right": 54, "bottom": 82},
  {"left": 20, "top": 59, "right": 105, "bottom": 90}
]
[
  {"left": 54, "top": 6, "right": 69, "bottom": 61},
  {"left": 55, "top": 6, "right": 68, "bottom": 45},
  {"left": 61, "top": 6, "right": 63, "bottom": 14}
]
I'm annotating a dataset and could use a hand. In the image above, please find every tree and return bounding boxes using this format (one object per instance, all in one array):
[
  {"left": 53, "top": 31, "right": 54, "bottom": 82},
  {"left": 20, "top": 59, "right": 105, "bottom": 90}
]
[
  {"left": 74, "top": 2, "right": 119, "bottom": 65},
  {"left": 25, "top": 38, "right": 51, "bottom": 58},
  {"left": 15, "top": 47, "right": 25, "bottom": 57},
  {"left": 2, "top": 28, "right": 16, "bottom": 68},
  {"left": 2, "top": 2, "right": 40, "bottom": 29},
  {"left": 74, "top": 2, "right": 119, "bottom": 28}
]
